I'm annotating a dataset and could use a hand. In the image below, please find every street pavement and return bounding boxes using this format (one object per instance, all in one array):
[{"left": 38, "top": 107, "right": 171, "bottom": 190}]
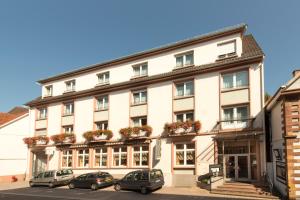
[{"left": 0, "top": 182, "right": 260, "bottom": 200}]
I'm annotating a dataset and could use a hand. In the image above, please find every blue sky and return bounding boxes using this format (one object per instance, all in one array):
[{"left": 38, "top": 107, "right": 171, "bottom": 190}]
[{"left": 0, "top": 0, "right": 299, "bottom": 111}]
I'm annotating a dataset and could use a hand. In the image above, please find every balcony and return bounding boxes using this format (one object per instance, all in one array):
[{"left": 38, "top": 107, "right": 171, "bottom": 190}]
[
  {"left": 212, "top": 118, "right": 256, "bottom": 133},
  {"left": 23, "top": 136, "right": 49, "bottom": 147}
]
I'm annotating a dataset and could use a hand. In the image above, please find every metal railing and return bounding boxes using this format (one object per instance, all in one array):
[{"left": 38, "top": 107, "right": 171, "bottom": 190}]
[{"left": 212, "top": 118, "right": 255, "bottom": 133}]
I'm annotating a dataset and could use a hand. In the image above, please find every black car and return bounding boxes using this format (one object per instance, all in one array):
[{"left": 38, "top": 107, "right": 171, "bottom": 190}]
[
  {"left": 68, "top": 172, "right": 114, "bottom": 190},
  {"left": 114, "top": 169, "right": 164, "bottom": 194}
]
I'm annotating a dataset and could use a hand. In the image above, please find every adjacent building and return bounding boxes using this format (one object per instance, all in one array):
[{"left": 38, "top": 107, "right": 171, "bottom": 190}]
[
  {"left": 266, "top": 70, "right": 300, "bottom": 199},
  {"left": 0, "top": 107, "right": 29, "bottom": 182},
  {"left": 25, "top": 24, "right": 265, "bottom": 186}
]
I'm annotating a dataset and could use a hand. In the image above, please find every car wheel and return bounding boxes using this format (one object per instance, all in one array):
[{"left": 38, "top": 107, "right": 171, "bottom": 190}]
[
  {"left": 68, "top": 183, "right": 75, "bottom": 189},
  {"left": 114, "top": 184, "right": 121, "bottom": 191},
  {"left": 141, "top": 186, "right": 147, "bottom": 194},
  {"left": 48, "top": 182, "right": 55, "bottom": 188},
  {"left": 29, "top": 182, "right": 34, "bottom": 187},
  {"left": 91, "top": 184, "right": 98, "bottom": 191}
]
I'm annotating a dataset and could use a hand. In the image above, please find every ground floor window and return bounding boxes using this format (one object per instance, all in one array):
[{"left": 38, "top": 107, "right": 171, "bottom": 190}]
[
  {"left": 113, "top": 147, "right": 127, "bottom": 167},
  {"left": 276, "top": 161, "right": 286, "bottom": 183},
  {"left": 174, "top": 143, "right": 195, "bottom": 166},
  {"left": 94, "top": 148, "right": 107, "bottom": 167},
  {"left": 62, "top": 150, "right": 72, "bottom": 168},
  {"left": 133, "top": 145, "right": 149, "bottom": 167},
  {"left": 78, "top": 149, "right": 89, "bottom": 168}
]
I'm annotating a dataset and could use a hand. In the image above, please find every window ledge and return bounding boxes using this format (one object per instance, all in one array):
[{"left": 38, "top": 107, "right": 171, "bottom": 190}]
[
  {"left": 221, "top": 86, "right": 249, "bottom": 93},
  {"left": 216, "top": 54, "right": 238, "bottom": 62},
  {"left": 173, "top": 95, "right": 194, "bottom": 100},
  {"left": 173, "top": 64, "right": 194, "bottom": 71},
  {"left": 95, "top": 82, "right": 110, "bottom": 87},
  {"left": 62, "top": 114, "right": 74, "bottom": 117},
  {"left": 36, "top": 118, "right": 47, "bottom": 121},
  {"left": 63, "top": 90, "right": 76, "bottom": 94},
  {"left": 43, "top": 95, "right": 52, "bottom": 98},
  {"left": 131, "top": 102, "right": 147, "bottom": 107},
  {"left": 173, "top": 166, "right": 195, "bottom": 169},
  {"left": 131, "top": 75, "right": 148, "bottom": 80},
  {"left": 94, "top": 108, "right": 109, "bottom": 112}
]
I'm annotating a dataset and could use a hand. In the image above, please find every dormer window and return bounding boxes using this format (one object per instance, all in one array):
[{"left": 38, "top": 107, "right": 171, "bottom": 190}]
[
  {"left": 133, "top": 63, "right": 147, "bottom": 77},
  {"left": 175, "top": 52, "right": 194, "bottom": 68},
  {"left": 65, "top": 80, "right": 76, "bottom": 92},
  {"left": 38, "top": 108, "right": 47, "bottom": 120},
  {"left": 45, "top": 85, "right": 53, "bottom": 97},
  {"left": 97, "top": 72, "right": 109, "bottom": 85},
  {"left": 217, "top": 40, "right": 236, "bottom": 59}
]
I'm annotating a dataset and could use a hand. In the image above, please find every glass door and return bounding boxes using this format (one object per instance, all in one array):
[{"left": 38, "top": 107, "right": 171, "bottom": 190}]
[
  {"left": 237, "top": 155, "right": 248, "bottom": 181},
  {"left": 225, "top": 155, "right": 235, "bottom": 180},
  {"left": 224, "top": 155, "right": 250, "bottom": 181}
]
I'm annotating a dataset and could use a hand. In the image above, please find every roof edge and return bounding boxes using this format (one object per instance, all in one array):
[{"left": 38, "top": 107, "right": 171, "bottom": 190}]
[
  {"left": 0, "top": 113, "right": 29, "bottom": 129},
  {"left": 38, "top": 23, "right": 247, "bottom": 84}
]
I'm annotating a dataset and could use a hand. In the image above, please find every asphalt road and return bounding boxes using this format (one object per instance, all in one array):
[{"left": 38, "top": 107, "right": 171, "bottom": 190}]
[{"left": 0, "top": 185, "right": 252, "bottom": 200}]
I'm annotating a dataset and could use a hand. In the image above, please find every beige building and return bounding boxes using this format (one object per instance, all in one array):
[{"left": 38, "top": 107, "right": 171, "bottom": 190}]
[
  {"left": 266, "top": 70, "right": 300, "bottom": 199},
  {"left": 24, "top": 24, "right": 265, "bottom": 186}
]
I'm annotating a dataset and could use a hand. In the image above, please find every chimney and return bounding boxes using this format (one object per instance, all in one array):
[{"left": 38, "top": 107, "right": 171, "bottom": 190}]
[{"left": 293, "top": 70, "right": 300, "bottom": 77}]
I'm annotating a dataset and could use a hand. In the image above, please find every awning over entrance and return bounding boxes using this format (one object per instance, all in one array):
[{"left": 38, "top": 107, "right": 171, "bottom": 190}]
[{"left": 213, "top": 130, "right": 263, "bottom": 140}]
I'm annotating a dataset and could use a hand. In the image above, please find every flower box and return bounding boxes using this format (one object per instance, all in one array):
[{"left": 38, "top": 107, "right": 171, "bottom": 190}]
[
  {"left": 50, "top": 133, "right": 76, "bottom": 145},
  {"left": 23, "top": 136, "right": 49, "bottom": 147},
  {"left": 83, "top": 130, "right": 113, "bottom": 143},
  {"left": 119, "top": 125, "right": 152, "bottom": 139},
  {"left": 164, "top": 121, "right": 201, "bottom": 136}
]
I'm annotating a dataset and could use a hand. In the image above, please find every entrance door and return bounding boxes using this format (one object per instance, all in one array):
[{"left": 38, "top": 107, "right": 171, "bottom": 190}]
[{"left": 225, "top": 155, "right": 249, "bottom": 181}]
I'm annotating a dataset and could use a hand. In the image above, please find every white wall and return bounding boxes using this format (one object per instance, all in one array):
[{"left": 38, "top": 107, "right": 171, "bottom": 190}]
[{"left": 0, "top": 114, "right": 29, "bottom": 176}]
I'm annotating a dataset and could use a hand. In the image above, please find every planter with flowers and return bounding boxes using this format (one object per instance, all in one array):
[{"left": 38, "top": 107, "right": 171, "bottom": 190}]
[
  {"left": 50, "top": 133, "right": 76, "bottom": 145},
  {"left": 83, "top": 130, "right": 113, "bottom": 143},
  {"left": 164, "top": 120, "right": 201, "bottom": 136},
  {"left": 119, "top": 125, "right": 152, "bottom": 140},
  {"left": 23, "top": 136, "right": 49, "bottom": 147}
]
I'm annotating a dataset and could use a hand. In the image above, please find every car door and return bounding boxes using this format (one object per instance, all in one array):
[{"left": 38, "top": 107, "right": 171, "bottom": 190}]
[
  {"left": 120, "top": 172, "right": 134, "bottom": 189},
  {"left": 33, "top": 172, "right": 44, "bottom": 185},
  {"left": 132, "top": 171, "right": 143, "bottom": 190},
  {"left": 75, "top": 174, "right": 88, "bottom": 188},
  {"left": 84, "top": 174, "right": 96, "bottom": 188}
]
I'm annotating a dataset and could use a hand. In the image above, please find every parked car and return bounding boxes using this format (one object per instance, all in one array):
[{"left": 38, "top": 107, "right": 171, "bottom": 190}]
[
  {"left": 68, "top": 171, "right": 114, "bottom": 190},
  {"left": 114, "top": 169, "right": 164, "bottom": 194},
  {"left": 29, "top": 169, "right": 74, "bottom": 188}
]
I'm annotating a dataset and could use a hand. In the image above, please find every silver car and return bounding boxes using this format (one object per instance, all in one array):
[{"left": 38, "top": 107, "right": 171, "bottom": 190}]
[{"left": 29, "top": 169, "right": 74, "bottom": 188}]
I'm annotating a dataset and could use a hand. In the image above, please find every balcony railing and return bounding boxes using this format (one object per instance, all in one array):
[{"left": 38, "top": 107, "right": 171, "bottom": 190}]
[{"left": 212, "top": 118, "right": 255, "bottom": 133}]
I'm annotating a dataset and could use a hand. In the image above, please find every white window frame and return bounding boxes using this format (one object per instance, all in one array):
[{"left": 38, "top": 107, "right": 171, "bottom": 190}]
[
  {"left": 175, "top": 112, "right": 194, "bottom": 122},
  {"left": 174, "top": 143, "right": 195, "bottom": 167},
  {"left": 222, "top": 70, "right": 248, "bottom": 89},
  {"left": 132, "top": 117, "right": 147, "bottom": 127},
  {"left": 63, "top": 125, "right": 73, "bottom": 134},
  {"left": 112, "top": 147, "right": 127, "bottom": 167},
  {"left": 77, "top": 149, "right": 89, "bottom": 168},
  {"left": 217, "top": 40, "right": 236, "bottom": 59},
  {"left": 96, "top": 96, "right": 109, "bottom": 110},
  {"left": 175, "top": 52, "right": 194, "bottom": 68},
  {"left": 132, "top": 145, "right": 149, "bottom": 167},
  {"left": 132, "top": 90, "right": 147, "bottom": 105},
  {"left": 222, "top": 105, "right": 249, "bottom": 129},
  {"left": 64, "top": 103, "right": 74, "bottom": 115},
  {"left": 65, "top": 80, "right": 76, "bottom": 92},
  {"left": 38, "top": 108, "right": 47, "bottom": 120},
  {"left": 97, "top": 72, "right": 110, "bottom": 85},
  {"left": 175, "top": 81, "right": 194, "bottom": 97},
  {"left": 95, "top": 121, "right": 108, "bottom": 130},
  {"left": 132, "top": 63, "right": 148, "bottom": 77},
  {"left": 61, "top": 150, "right": 72, "bottom": 168},
  {"left": 45, "top": 85, "right": 53, "bottom": 96},
  {"left": 94, "top": 148, "right": 108, "bottom": 168}
]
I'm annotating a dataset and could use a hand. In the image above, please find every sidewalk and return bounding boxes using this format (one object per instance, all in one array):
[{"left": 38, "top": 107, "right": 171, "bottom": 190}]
[{"left": 0, "top": 181, "right": 29, "bottom": 191}]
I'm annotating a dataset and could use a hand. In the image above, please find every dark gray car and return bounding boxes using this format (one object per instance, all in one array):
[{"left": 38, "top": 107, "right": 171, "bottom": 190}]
[{"left": 29, "top": 169, "right": 74, "bottom": 188}]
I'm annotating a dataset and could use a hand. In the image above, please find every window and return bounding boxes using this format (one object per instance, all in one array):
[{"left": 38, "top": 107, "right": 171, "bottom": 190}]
[
  {"left": 38, "top": 108, "right": 47, "bottom": 120},
  {"left": 276, "top": 161, "right": 286, "bottom": 183},
  {"left": 113, "top": 147, "right": 127, "bottom": 167},
  {"left": 96, "top": 96, "right": 108, "bottom": 110},
  {"left": 133, "top": 63, "right": 148, "bottom": 77},
  {"left": 95, "top": 121, "right": 108, "bottom": 130},
  {"left": 77, "top": 149, "right": 89, "bottom": 168},
  {"left": 222, "top": 105, "right": 249, "bottom": 128},
  {"left": 45, "top": 85, "right": 53, "bottom": 96},
  {"left": 64, "top": 102, "right": 74, "bottom": 115},
  {"left": 222, "top": 71, "right": 248, "bottom": 89},
  {"left": 175, "top": 81, "right": 194, "bottom": 97},
  {"left": 218, "top": 40, "right": 236, "bottom": 59},
  {"left": 97, "top": 72, "right": 110, "bottom": 85},
  {"left": 94, "top": 148, "right": 107, "bottom": 167},
  {"left": 62, "top": 150, "right": 72, "bottom": 168},
  {"left": 175, "top": 143, "right": 195, "bottom": 166},
  {"left": 63, "top": 125, "right": 73, "bottom": 134},
  {"left": 133, "top": 146, "right": 149, "bottom": 167},
  {"left": 176, "top": 112, "right": 194, "bottom": 122},
  {"left": 175, "top": 52, "right": 194, "bottom": 68},
  {"left": 44, "top": 171, "right": 54, "bottom": 178},
  {"left": 132, "top": 90, "right": 147, "bottom": 104},
  {"left": 65, "top": 80, "right": 76, "bottom": 92},
  {"left": 132, "top": 117, "right": 147, "bottom": 127}
]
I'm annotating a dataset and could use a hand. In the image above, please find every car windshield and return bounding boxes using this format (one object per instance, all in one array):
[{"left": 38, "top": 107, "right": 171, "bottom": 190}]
[{"left": 150, "top": 170, "right": 163, "bottom": 180}]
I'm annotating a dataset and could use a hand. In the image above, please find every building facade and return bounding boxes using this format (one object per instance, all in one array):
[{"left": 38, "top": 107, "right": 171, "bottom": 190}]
[
  {"left": 266, "top": 70, "right": 300, "bottom": 199},
  {"left": 25, "top": 24, "right": 265, "bottom": 186},
  {"left": 0, "top": 107, "right": 29, "bottom": 182}
]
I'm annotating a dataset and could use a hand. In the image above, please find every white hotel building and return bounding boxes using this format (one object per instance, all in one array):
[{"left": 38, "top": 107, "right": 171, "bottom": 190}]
[{"left": 25, "top": 24, "right": 265, "bottom": 186}]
